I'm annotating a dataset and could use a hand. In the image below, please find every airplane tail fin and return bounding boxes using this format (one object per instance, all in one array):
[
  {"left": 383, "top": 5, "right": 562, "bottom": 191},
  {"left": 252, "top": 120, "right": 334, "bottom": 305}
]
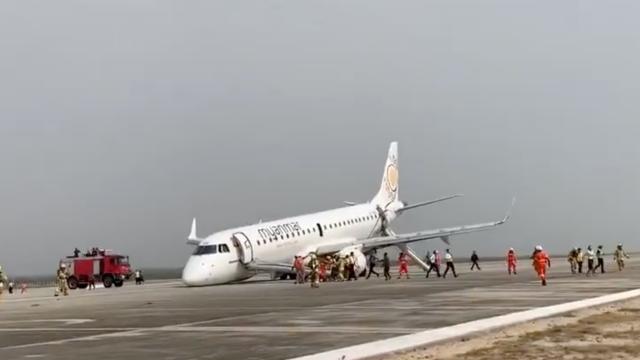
[{"left": 371, "top": 142, "right": 399, "bottom": 209}]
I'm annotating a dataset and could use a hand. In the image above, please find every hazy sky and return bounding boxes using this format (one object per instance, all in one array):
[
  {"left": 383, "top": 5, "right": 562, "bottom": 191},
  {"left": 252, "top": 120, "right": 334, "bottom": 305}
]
[{"left": 1, "top": 1, "right": 639, "bottom": 275}]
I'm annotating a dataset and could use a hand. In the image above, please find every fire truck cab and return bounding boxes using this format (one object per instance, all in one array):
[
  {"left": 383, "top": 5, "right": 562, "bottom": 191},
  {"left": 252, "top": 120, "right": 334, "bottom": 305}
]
[{"left": 61, "top": 249, "right": 132, "bottom": 289}]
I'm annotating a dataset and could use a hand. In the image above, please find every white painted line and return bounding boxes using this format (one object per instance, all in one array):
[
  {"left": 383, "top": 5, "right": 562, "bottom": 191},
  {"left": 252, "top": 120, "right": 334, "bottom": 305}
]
[
  {"left": 161, "top": 326, "right": 424, "bottom": 334},
  {"left": 289, "top": 288, "right": 640, "bottom": 360},
  {"left": 0, "top": 319, "right": 94, "bottom": 325},
  {"left": 0, "top": 326, "right": 421, "bottom": 334}
]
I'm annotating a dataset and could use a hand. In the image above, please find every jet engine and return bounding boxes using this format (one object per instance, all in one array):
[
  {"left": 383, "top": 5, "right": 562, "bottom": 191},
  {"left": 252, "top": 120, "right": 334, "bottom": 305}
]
[{"left": 338, "top": 246, "right": 367, "bottom": 277}]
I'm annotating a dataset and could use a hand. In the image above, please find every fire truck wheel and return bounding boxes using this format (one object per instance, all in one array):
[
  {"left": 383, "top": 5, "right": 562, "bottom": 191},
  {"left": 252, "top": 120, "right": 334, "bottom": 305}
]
[
  {"left": 67, "top": 277, "right": 78, "bottom": 290},
  {"left": 114, "top": 279, "right": 123, "bottom": 287},
  {"left": 102, "top": 275, "right": 114, "bottom": 288}
]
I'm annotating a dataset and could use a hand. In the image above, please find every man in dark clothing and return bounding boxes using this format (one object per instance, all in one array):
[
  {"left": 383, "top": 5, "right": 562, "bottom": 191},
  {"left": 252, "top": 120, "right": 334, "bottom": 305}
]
[
  {"left": 470, "top": 251, "right": 481, "bottom": 271},
  {"left": 347, "top": 252, "right": 358, "bottom": 281},
  {"left": 383, "top": 253, "right": 391, "bottom": 281},
  {"left": 425, "top": 250, "right": 441, "bottom": 278},
  {"left": 594, "top": 245, "right": 606, "bottom": 274},
  {"left": 366, "top": 250, "right": 380, "bottom": 279},
  {"left": 576, "top": 248, "right": 584, "bottom": 273},
  {"left": 73, "top": 248, "right": 80, "bottom": 258}
]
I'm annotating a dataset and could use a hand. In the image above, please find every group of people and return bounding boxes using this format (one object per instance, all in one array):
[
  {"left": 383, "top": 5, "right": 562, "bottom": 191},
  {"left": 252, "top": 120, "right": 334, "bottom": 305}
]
[
  {"left": 0, "top": 266, "right": 27, "bottom": 295},
  {"left": 290, "top": 242, "right": 632, "bottom": 289},
  {"left": 424, "top": 249, "right": 459, "bottom": 278},
  {"left": 292, "top": 248, "right": 467, "bottom": 288},
  {"left": 292, "top": 251, "right": 370, "bottom": 288},
  {"left": 503, "top": 243, "right": 631, "bottom": 286},
  {"left": 566, "top": 244, "right": 630, "bottom": 275}
]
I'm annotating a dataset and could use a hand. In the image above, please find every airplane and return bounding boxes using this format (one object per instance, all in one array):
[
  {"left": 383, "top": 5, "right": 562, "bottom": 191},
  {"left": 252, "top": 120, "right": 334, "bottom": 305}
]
[{"left": 181, "top": 142, "right": 513, "bottom": 286}]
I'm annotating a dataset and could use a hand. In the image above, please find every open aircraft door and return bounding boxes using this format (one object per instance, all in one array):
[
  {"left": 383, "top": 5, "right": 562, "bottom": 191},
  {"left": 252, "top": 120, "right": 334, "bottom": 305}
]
[{"left": 232, "top": 232, "right": 254, "bottom": 265}]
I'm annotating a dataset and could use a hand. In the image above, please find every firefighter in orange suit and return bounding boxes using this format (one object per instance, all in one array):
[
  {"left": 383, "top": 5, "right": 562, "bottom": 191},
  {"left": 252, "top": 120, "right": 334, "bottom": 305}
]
[
  {"left": 506, "top": 248, "right": 518, "bottom": 275},
  {"left": 532, "top": 245, "right": 551, "bottom": 286}
]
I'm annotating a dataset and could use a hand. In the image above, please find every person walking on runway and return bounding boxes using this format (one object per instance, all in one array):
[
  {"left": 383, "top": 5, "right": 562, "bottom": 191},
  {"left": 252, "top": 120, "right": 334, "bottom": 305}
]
[
  {"left": 507, "top": 248, "right": 518, "bottom": 275},
  {"left": 442, "top": 249, "right": 458, "bottom": 278},
  {"left": 470, "top": 250, "right": 481, "bottom": 271}
]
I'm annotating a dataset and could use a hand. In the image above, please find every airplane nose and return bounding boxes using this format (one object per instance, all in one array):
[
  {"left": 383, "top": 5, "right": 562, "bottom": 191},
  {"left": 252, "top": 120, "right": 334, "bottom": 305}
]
[{"left": 181, "top": 256, "right": 211, "bottom": 286}]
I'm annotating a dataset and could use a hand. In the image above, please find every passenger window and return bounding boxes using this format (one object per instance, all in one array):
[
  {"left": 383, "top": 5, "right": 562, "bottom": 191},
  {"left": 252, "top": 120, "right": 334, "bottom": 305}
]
[
  {"left": 286, "top": 234, "right": 289, "bottom": 238},
  {"left": 219, "top": 244, "right": 230, "bottom": 253},
  {"left": 280, "top": 235, "right": 284, "bottom": 240},
  {"left": 323, "top": 225, "right": 327, "bottom": 230}
]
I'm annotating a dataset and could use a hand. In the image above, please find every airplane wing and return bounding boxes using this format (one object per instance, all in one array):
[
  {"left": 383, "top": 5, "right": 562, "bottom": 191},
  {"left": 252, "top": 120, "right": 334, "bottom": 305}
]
[
  {"left": 314, "top": 199, "right": 514, "bottom": 255},
  {"left": 358, "top": 216, "right": 508, "bottom": 252}
]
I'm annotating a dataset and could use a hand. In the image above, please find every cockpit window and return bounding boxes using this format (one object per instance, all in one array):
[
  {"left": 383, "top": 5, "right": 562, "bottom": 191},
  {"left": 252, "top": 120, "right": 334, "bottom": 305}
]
[
  {"left": 218, "top": 244, "right": 230, "bottom": 253},
  {"left": 193, "top": 245, "right": 217, "bottom": 255}
]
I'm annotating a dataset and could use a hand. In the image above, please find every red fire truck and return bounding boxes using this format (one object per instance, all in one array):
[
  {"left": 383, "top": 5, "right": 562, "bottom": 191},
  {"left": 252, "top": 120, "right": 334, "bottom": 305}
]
[{"left": 60, "top": 249, "right": 132, "bottom": 289}]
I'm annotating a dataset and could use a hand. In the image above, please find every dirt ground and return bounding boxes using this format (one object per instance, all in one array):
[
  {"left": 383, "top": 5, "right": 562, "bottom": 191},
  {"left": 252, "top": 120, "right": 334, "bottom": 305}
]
[{"left": 389, "top": 297, "right": 640, "bottom": 360}]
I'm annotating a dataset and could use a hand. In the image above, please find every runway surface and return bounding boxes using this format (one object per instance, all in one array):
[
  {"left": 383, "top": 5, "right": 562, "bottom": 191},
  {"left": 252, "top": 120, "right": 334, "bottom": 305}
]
[{"left": 1, "top": 258, "right": 639, "bottom": 360}]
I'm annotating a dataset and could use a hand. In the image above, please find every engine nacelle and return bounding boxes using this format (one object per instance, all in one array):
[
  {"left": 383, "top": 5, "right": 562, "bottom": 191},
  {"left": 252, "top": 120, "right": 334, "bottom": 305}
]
[
  {"left": 337, "top": 246, "right": 367, "bottom": 276},
  {"left": 383, "top": 209, "right": 398, "bottom": 223},
  {"left": 383, "top": 200, "right": 405, "bottom": 222}
]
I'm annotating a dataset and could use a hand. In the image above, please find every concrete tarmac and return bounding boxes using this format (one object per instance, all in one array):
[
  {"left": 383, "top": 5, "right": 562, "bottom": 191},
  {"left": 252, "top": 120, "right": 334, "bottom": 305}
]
[{"left": 1, "top": 258, "right": 638, "bottom": 360}]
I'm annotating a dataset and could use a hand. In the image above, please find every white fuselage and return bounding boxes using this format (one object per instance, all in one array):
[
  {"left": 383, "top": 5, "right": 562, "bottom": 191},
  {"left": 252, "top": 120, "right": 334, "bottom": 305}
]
[{"left": 182, "top": 203, "right": 383, "bottom": 286}]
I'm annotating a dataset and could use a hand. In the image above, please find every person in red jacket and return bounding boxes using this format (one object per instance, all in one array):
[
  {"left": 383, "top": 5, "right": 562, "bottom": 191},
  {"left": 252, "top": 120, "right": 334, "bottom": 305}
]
[
  {"left": 398, "top": 252, "right": 410, "bottom": 279},
  {"left": 532, "top": 245, "right": 551, "bottom": 286},
  {"left": 292, "top": 256, "right": 305, "bottom": 284},
  {"left": 506, "top": 248, "right": 518, "bottom": 275},
  {"left": 318, "top": 256, "right": 331, "bottom": 282}
]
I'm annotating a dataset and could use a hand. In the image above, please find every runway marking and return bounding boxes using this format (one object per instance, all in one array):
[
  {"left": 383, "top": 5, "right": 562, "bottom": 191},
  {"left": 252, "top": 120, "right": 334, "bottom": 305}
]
[
  {"left": 0, "top": 325, "right": 422, "bottom": 350},
  {"left": 0, "top": 326, "right": 423, "bottom": 334},
  {"left": 290, "top": 288, "right": 640, "bottom": 360},
  {"left": 159, "top": 326, "right": 425, "bottom": 334},
  {"left": 0, "top": 281, "right": 183, "bottom": 303},
  {"left": 0, "top": 328, "right": 137, "bottom": 332},
  {"left": 1, "top": 330, "right": 147, "bottom": 350},
  {"left": 0, "top": 319, "right": 94, "bottom": 326}
]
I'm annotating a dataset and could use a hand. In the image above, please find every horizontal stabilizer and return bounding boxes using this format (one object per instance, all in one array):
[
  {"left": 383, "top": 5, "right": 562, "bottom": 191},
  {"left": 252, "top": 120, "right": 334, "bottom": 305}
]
[{"left": 398, "top": 194, "right": 463, "bottom": 213}]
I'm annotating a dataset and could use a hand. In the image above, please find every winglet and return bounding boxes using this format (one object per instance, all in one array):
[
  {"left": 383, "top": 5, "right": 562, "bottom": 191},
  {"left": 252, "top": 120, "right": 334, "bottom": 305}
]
[
  {"left": 501, "top": 197, "right": 516, "bottom": 223},
  {"left": 343, "top": 201, "right": 357, "bottom": 206},
  {"left": 187, "top": 218, "right": 202, "bottom": 245}
]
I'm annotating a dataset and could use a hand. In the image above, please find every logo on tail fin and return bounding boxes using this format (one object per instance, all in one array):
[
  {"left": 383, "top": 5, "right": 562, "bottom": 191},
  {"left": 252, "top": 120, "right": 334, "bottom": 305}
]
[
  {"left": 373, "top": 142, "right": 399, "bottom": 208},
  {"left": 386, "top": 163, "right": 398, "bottom": 192}
]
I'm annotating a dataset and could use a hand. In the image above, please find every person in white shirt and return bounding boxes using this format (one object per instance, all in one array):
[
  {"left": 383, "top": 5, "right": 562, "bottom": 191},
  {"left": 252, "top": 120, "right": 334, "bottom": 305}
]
[
  {"left": 585, "top": 245, "right": 596, "bottom": 276},
  {"left": 442, "top": 249, "right": 458, "bottom": 278},
  {"left": 425, "top": 250, "right": 441, "bottom": 278}
]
